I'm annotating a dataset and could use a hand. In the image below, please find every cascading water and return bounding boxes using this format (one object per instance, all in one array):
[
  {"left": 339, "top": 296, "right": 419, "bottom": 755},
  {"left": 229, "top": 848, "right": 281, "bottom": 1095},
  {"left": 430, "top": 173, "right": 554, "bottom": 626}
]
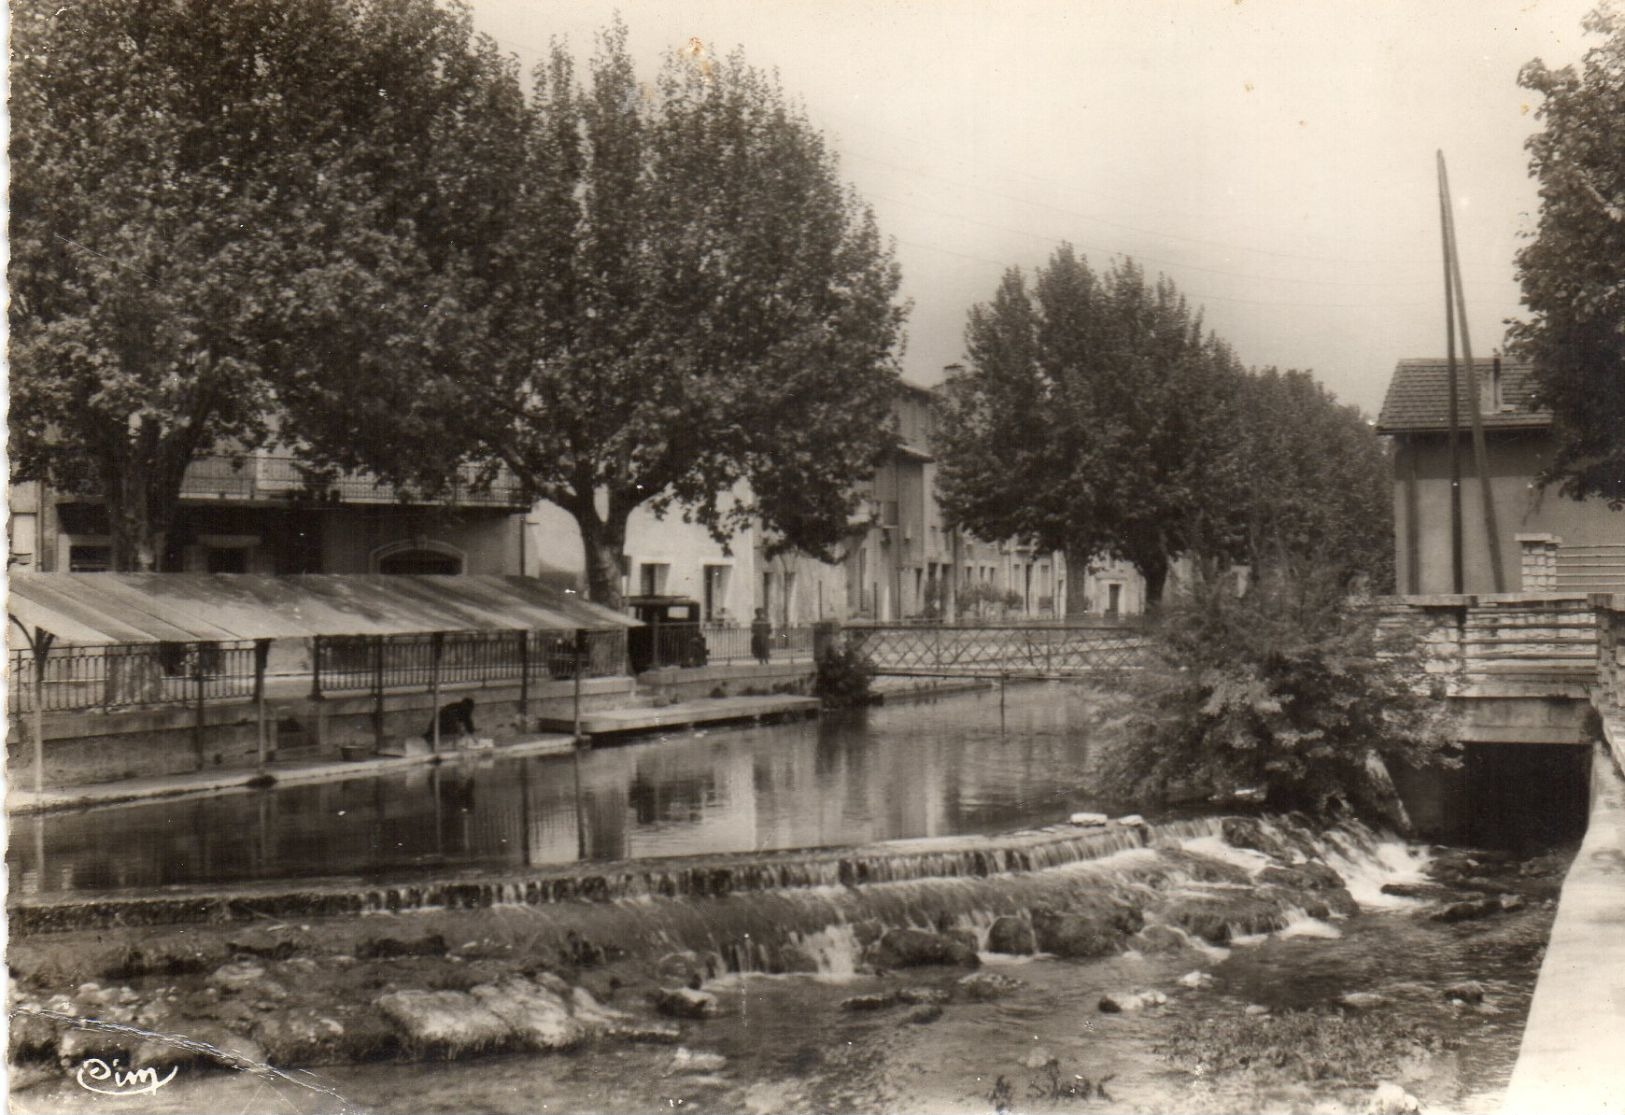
[{"left": 351, "top": 814, "right": 1447, "bottom": 981}]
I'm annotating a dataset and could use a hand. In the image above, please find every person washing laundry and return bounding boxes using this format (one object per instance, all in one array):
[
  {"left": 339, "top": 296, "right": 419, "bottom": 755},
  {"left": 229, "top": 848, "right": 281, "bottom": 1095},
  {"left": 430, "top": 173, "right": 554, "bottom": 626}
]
[{"left": 424, "top": 696, "right": 479, "bottom": 748}]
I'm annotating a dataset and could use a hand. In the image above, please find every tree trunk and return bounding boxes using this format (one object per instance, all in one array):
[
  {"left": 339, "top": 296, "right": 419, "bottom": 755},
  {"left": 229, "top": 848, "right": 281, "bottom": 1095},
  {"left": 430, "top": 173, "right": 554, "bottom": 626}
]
[
  {"left": 575, "top": 500, "right": 630, "bottom": 610},
  {"left": 1063, "top": 546, "right": 1093, "bottom": 616},
  {"left": 1139, "top": 555, "right": 1170, "bottom": 609},
  {"left": 106, "top": 453, "right": 173, "bottom": 571}
]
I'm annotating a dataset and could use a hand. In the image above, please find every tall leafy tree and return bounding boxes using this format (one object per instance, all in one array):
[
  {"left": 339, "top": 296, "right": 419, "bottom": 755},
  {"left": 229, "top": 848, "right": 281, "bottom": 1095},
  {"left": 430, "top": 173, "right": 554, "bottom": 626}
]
[
  {"left": 295, "top": 25, "right": 906, "bottom": 607},
  {"left": 9, "top": 0, "right": 525, "bottom": 568},
  {"left": 937, "top": 246, "right": 1240, "bottom": 607},
  {"left": 1511, "top": 4, "right": 1625, "bottom": 507},
  {"left": 1228, "top": 369, "right": 1394, "bottom": 590}
]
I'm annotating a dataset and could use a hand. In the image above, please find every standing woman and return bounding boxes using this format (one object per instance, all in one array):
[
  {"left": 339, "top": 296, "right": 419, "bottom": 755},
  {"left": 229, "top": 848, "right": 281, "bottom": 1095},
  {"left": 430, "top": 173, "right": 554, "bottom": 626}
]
[{"left": 750, "top": 608, "right": 772, "bottom": 664}]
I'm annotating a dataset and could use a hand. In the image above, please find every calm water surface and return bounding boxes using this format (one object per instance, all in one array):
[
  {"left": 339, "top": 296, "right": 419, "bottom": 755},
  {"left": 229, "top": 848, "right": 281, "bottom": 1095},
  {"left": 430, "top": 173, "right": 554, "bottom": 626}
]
[{"left": 11, "top": 685, "right": 1126, "bottom": 897}]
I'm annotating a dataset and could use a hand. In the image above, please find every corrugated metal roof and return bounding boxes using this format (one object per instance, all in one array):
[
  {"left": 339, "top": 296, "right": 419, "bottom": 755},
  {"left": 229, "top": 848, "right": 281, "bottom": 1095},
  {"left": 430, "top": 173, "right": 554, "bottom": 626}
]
[
  {"left": 7, "top": 574, "right": 636, "bottom": 647},
  {"left": 1375, "top": 358, "right": 1550, "bottom": 434}
]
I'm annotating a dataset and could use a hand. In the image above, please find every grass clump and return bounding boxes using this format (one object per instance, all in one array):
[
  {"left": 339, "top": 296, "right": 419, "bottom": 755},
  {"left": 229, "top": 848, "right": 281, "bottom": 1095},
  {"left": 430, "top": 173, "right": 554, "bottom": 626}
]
[{"left": 1159, "top": 1008, "right": 1448, "bottom": 1086}]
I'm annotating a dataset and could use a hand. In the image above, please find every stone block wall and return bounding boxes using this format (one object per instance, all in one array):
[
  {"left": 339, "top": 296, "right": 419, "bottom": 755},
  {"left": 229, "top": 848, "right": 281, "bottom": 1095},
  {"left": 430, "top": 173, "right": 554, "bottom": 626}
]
[{"left": 1517, "top": 533, "right": 1562, "bottom": 591}]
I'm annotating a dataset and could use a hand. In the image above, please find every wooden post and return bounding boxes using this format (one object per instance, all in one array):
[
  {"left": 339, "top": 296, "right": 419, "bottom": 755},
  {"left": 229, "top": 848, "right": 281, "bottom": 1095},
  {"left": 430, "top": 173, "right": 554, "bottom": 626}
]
[
  {"left": 429, "top": 632, "right": 444, "bottom": 755},
  {"left": 372, "top": 636, "right": 386, "bottom": 752},
  {"left": 308, "top": 635, "right": 326, "bottom": 753},
  {"left": 1439, "top": 154, "right": 1506, "bottom": 593},
  {"left": 1438, "top": 157, "right": 1465, "bottom": 596},
  {"left": 518, "top": 629, "right": 531, "bottom": 723},
  {"left": 193, "top": 643, "right": 208, "bottom": 771},
  {"left": 572, "top": 629, "right": 589, "bottom": 861},
  {"left": 253, "top": 639, "right": 271, "bottom": 773}
]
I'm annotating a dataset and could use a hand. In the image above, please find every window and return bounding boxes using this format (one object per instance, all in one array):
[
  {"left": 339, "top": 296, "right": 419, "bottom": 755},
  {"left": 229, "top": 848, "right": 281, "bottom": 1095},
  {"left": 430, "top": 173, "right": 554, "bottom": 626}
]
[
  {"left": 639, "top": 562, "right": 669, "bottom": 596},
  {"left": 10, "top": 513, "right": 37, "bottom": 568},
  {"left": 68, "top": 544, "right": 113, "bottom": 572},
  {"left": 703, "top": 565, "right": 730, "bottom": 621}
]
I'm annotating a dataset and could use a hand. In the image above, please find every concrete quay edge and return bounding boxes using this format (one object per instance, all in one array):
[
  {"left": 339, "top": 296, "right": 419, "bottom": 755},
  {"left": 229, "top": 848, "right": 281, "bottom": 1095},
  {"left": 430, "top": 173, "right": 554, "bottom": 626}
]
[
  {"left": 6, "top": 733, "right": 577, "bottom": 817},
  {"left": 1501, "top": 737, "right": 1625, "bottom": 1115}
]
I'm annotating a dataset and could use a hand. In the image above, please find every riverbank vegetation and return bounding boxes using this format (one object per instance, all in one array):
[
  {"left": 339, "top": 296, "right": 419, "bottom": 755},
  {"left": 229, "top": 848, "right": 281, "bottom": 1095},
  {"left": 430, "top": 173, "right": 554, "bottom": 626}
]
[
  {"left": 814, "top": 635, "right": 879, "bottom": 707},
  {"left": 1097, "top": 564, "right": 1456, "bottom": 824}
]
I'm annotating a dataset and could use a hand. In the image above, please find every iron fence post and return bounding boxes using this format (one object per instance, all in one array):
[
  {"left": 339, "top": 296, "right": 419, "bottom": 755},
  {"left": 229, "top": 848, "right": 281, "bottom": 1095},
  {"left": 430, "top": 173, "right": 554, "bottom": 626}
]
[
  {"left": 372, "top": 636, "right": 386, "bottom": 752},
  {"left": 573, "top": 629, "right": 586, "bottom": 744},
  {"left": 430, "top": 632, "right": 444, "bottom": 755},
  {"left": 193, "top": 642, "right": 208, "bottom": 771},
  {"left": 253, "top": 639, "right": 270, "bottom": 773},
  {"left": 518, "top": 629, "right": 531, "bottom": 722}
]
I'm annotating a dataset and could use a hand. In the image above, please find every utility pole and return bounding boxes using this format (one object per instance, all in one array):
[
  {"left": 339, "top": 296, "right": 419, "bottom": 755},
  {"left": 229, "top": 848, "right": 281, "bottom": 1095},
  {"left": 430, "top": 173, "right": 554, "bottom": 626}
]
[
  {"left": 1438, "top": 155, "right": 1465, "bottom": 594},
  {"left": 1438, "top": 152, "right": 1506, "bottom": 593}
]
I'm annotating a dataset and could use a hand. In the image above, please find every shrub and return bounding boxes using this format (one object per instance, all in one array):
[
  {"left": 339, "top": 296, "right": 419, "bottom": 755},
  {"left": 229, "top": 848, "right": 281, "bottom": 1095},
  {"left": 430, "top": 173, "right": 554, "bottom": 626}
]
[
  {"left": 815, "top": 636, "right": 878, "bottom": 708},
  {"left": 1094, "top": 561, "right": 1456, "bottom": 825}
]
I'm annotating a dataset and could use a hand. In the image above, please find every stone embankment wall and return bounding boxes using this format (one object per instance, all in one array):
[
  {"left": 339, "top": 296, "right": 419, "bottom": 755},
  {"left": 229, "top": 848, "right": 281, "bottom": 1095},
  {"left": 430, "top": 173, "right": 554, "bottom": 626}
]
[{"left": 1593, "top": 594, "right": 1625, "bottom": 773}]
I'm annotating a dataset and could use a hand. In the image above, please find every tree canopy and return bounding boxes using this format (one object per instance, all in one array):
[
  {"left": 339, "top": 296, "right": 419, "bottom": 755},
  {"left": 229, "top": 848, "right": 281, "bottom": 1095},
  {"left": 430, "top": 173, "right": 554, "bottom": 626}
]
[
  {"left": 1512, "top": 4, "right": 1625, "bottom": 507},
  {"left": 936, "top": 248, "right": 1238, "bottom": 605},
  {"left": 936, "top": 245, "right": 1392, "bottom": 604},
  {"left": 288, "top": 25, "right": 906, "bottom": 606},
  {"left": 9, "top": 0, "right": 524, "bottom": 568}
]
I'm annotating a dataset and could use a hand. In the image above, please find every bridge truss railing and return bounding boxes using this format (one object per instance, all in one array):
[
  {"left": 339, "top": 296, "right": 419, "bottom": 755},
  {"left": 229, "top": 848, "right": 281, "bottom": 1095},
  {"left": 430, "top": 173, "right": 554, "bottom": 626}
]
[{"left": 844, "top": 621, "right": 1150, "bottom": 678}]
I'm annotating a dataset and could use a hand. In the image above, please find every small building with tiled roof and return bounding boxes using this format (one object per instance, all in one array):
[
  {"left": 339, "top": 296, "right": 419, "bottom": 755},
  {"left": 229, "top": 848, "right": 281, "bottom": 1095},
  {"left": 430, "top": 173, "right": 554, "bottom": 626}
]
[{"left": 1377, "top": 358, "right": 1625, "bottom": 595}]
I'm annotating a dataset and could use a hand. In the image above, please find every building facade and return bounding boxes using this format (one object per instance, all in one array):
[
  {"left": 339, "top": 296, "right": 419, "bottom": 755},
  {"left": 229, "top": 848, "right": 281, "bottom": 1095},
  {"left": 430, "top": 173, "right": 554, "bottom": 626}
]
[
  {"left": 9, "top": 451, "right": 529, "bottom": 576},
  {"left": 1376, "top": 357, "right": 1625, "bottom": 595},
  {"left": 526, "top": 380, "right": 1096, "bottom": 623}
]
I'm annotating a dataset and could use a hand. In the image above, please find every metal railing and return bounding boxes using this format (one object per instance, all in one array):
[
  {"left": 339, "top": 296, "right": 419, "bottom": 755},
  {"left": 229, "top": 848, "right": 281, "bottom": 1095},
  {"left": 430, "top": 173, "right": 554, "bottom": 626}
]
[
  {"left": 9, "top": 630, "right": 627, "bottom": 715},
  {"left": 700, "top": 624, "right": 816, "bottom": 665},
  {"left": 8, "top": 641, "right": 260, "bottom": 714},
  {"left": 630, "top": 623, "right": 818, "bottom": 672},
  {"left": 314, "top": 629, "right": 627, "bottom": 694},
  {"left": 845, "top": 622, "right": 1149, "bottom": 678},
  {"left": 179, "top": 453, "right": 528, "bottom": 508}
]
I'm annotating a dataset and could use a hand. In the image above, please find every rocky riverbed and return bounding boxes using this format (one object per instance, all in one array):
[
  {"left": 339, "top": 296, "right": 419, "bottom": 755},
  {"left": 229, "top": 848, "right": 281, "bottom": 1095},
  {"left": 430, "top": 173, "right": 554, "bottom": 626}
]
[{"left": 8, "top": 816, "right": 1573, "bottom": 1114}]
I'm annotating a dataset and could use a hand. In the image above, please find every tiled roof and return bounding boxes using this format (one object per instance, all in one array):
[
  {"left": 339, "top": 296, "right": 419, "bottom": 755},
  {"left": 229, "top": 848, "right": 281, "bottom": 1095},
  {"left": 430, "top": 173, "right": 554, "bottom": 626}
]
[{"left": 1375, "top": 358, "right": 1550, "bottom": 434}]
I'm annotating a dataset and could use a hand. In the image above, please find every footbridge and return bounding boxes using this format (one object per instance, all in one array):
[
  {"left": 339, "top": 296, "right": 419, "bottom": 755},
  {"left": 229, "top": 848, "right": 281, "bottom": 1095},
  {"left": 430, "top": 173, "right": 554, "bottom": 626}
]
[{"left": 843, "top": 621, "right": 1148, "bottom": 681}]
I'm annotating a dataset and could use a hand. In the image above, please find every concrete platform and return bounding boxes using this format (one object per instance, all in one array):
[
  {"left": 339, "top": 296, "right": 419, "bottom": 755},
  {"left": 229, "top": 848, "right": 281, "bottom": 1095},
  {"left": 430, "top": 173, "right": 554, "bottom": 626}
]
[
  {"left": 1503, "top": 740, "right": 1625, "bottom": 1114},
  {"left": 536, "top": 694, "right": 818, "bottom": 738},
  {"left": 6, "top": 732, "right": 576, "bottom": 817}
]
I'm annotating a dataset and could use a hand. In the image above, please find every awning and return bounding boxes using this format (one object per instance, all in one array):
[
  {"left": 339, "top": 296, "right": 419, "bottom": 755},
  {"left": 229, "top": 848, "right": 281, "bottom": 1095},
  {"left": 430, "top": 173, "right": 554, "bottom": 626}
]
[{"left": 7, "top": 574, "right": 636, "bottom": 647}]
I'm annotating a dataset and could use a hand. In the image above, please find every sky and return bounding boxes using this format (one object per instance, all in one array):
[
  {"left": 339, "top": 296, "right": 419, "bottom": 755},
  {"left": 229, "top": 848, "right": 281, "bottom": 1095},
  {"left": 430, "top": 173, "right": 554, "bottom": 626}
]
[{"left": 466, "top": 0, "right": 1604, "bottom": 417}]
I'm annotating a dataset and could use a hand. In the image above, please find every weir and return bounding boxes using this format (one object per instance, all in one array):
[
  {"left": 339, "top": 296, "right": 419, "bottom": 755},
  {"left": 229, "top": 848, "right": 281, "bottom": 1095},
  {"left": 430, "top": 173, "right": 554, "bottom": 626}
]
[{"left": 11, "top": 814, "right": 1417, "bottom": 982}]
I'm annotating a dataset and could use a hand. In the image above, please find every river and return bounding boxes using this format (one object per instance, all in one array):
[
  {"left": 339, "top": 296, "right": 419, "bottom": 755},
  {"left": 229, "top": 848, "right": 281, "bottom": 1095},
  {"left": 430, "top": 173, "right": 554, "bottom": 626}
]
[{"left": 7, "top": 685, "right": 1573, "bottom": 1114}]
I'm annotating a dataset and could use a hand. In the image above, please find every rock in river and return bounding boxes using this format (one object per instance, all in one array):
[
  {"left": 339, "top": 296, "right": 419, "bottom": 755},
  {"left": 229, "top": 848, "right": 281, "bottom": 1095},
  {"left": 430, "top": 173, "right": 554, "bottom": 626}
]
[
  {"left": 957, "top": 972, "right": 1026, "bottom": 1001},
  {"left": 871, "top": 928, "right": 979, "bottom": 969},
  {"left": 1032, "top": 909, "right": 1132, "bottom": 959},
  {"left": 375, "top": 989, "right": 512, "bottom": 1058},
  {"left": 470, "top": 979, "right": 585, "bottom": 1051},
  {"left": 1443, "top": 981, "right": 1486, "bottom": 1005},
  {"left": 986, "top": 915, "right": 1036, "bottom": 956},
  {"left": 653, "top": 987, "right": 719, "bottom": 1020}
]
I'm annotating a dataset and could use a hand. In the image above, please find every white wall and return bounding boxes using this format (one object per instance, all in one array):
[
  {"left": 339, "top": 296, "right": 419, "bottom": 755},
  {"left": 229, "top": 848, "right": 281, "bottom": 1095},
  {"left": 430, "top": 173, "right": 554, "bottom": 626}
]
[{"left": 526, "top": 491, "right": 758, "bottom": 622}]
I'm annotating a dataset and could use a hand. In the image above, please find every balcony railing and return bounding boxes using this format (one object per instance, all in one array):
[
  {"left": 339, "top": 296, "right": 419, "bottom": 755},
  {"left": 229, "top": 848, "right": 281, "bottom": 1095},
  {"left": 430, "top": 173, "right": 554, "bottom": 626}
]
[{"left": 179, "top": 453, "right": 528, "bottom": 508}]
